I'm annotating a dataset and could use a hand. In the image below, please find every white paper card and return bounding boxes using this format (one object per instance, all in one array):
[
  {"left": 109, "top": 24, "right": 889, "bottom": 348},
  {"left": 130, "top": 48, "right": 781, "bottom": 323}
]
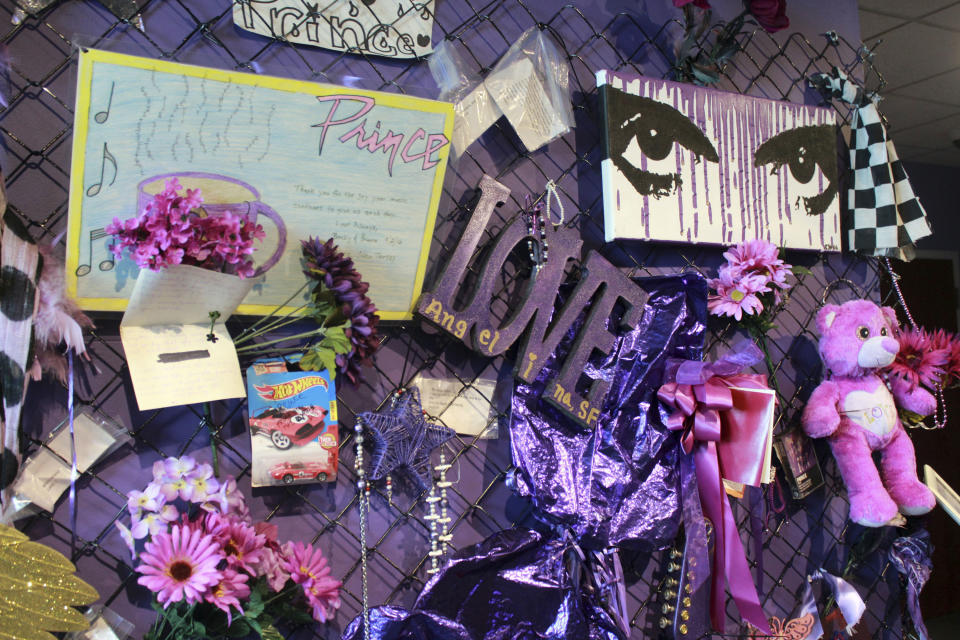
[
  {"left": 232, "top": 0, "right": 435, "bottom": 59},
  {"left": 486, "top": 57, "right": 567, "bottom": 152},
  {"left": 415, "top": 374, "right": 498, "bottom": 438},
  {"left": 120, "top": 264, "right": 253, "bottom": 411}
]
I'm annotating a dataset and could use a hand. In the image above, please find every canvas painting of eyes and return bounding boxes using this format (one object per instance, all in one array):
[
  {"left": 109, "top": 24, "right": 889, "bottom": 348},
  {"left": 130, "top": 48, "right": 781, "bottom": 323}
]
[{"left": 597, "top": 70, "right": 841, "bottom": 251}]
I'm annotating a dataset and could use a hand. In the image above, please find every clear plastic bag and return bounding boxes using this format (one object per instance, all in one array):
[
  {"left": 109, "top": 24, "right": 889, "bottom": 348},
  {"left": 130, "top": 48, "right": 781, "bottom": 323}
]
[
  {"left": 430, "top": 27, "right": 574, "bottom": 158},
  {"left": 7, "top": 409, "right": 131, "bottom": 520}
]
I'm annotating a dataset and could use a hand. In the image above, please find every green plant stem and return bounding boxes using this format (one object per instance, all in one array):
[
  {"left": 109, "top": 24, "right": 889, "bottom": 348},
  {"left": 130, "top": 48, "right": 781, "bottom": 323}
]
[
  {"left": 202, "top": 402, "right": 219, "bottom": 477},
  {"left": 235, "top": 328, "right": 327, "bottom": 353},
  {"left": 262, "top": 584, "right": 302, "bottom": 608},
  {"left": 233, "top": 281, "right": 311, "bottom": 343},
  {"left": 751, "top": 329, "right": 782, "bottom": 400},
  {"left": 233, "top": 303, "right": 312, "bottom": 345}
]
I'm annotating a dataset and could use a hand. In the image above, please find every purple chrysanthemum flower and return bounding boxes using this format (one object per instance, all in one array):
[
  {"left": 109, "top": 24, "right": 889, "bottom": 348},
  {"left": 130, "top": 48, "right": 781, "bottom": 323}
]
[{"left": 302, "top": 237, "right": 381, "bottom": 385}]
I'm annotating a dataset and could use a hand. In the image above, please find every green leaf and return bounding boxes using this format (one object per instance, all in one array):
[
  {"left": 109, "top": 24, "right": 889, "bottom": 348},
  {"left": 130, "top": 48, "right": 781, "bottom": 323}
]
[
  {"left": 190, "top": 619, "right": 207, "bottom": 639},
  {"left": 322, "top": 324, "right": 353, "bottom": 354},
  {"left": 226, "top": 619, "right": 251, "bottom": 637},
  {"left": 300, "top": 344, "right": 338, "bottom": 378},
  {"left": 245, "top": 615, "right": 262, "bottom": 636},
  {"left": 261, "top": 624, "right": 285, "bottom": 640},
  {"left": 792, "top": 265, "right": 813, "bottom": 276},
  {"left": 245, "top": 588, "right": 265, "bottom": 619}
]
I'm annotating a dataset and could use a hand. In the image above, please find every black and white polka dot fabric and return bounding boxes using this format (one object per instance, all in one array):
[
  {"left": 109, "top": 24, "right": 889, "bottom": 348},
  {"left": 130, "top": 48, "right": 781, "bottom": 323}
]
[
  {"left": 810, "top": 67, "right": 932, "bottom": 261},
  {"left": 0, "top": 208, "right": 39, "bottom": 509}
]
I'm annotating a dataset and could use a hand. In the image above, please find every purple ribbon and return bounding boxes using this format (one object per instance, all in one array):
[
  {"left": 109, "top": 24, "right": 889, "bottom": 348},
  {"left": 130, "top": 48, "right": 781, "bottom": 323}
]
[
  {"left": 889, "top": 532, "right": 933, "bottom": 640},
  {"left": 68, "top": 350, "right": 78, "bottom": 557},
  {"left": 657, "top": 339, "right": 772, "bottom": 635}
]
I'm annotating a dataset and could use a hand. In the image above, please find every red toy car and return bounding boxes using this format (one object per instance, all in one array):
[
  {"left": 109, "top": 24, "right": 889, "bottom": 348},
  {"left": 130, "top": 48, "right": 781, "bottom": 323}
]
[
  {"left": 269, "top": 455, "right": 336, "bottom": 484},
  {"left": 249, "top": 406, "right": 329, "bottom": 450}
]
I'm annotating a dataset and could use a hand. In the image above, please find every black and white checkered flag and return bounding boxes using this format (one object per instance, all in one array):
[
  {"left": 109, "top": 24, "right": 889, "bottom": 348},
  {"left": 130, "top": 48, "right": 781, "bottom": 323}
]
[{"left": 810, "top": 67, "right": 932, "bottom": 261}]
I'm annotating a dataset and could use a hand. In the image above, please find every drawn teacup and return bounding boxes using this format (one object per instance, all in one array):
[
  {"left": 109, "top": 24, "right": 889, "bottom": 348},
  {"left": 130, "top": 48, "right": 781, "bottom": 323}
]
[{"left": 137, "top": 172, "right": 287, "bottom": 276}]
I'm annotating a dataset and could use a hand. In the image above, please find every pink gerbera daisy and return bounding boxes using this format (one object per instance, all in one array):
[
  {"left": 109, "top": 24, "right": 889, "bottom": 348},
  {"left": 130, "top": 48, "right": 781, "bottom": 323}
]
[
  {"left": 721, "top": 239, "right": 782, "bottom": 277},
  {"left": 136, "top": 524, "right": 224, "bottom": 607},
  {"left": 282, "top": 542, "right": 341, "bottom": 623},
  {"left": 707, "top": 269, "right": 768, "bottom": 320},
  {"left": 205, "top": 513, "right": 265, "bottom": 574},
  {"left": 887, "top": 327, "right": 948, "bottom": 390},
  {"left": 204, "top": 568, "right": 250, "bottom": 625},
  {"left": 303, "top": 574, "right": 342, "bottom": 623}
]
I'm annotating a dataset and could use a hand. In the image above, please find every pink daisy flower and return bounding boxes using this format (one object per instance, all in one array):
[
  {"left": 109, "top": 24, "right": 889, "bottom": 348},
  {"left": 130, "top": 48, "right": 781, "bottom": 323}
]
[
  {"left": 204, "top": 568, "right": 250, "bottom": 625},
  {"left": 888, "top": 327, "right": 948, "bottom": 390},
  {"left": 303, "top": 576, "right": 342, "bottom": 623},
  {"left": 136, "top": 524, "right": 224, "bottom": 607},
  {"left": 707, "top": 270, "right": 768, "bottom": 320},
  {"left": 205, "top": 513, "right": 266, "bottom": 574},
  {"left": 282, "top": 542, "right": 341, "bottom": 623},
  {"left": 721, "top": 239, "right": 782, "bottom": 277}
]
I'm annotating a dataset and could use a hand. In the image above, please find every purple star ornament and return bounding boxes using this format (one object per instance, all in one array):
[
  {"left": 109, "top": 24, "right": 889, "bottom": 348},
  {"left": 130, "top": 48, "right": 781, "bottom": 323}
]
[{"left": 357, "top": 387, "right": 455, "bottom": 491}]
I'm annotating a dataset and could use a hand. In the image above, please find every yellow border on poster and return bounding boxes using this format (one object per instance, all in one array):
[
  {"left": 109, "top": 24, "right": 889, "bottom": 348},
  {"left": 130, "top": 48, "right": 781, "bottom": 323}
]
[{"left": 67, "top": 48, "right": 454, "bottom": 320}]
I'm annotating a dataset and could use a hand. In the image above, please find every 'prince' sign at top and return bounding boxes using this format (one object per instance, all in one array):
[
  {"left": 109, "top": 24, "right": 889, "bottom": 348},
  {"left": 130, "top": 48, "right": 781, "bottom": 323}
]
[
  {"left": 417, "top": 176, "right": 649, "bottom": 427},
  {"left": 67, "top": 49, "right": 452, "bottom": 319}
]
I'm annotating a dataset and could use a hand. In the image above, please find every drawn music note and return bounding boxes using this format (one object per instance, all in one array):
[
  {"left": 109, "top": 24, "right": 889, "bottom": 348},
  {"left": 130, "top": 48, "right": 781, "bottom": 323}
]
[
  {"left": 86, "top": 142, "right": 117, "bottom": 197},
  {"left": 94, "top": 81, "right": 114, "bottom": 124},
  {"left": 75, "top": 228, "right": 115, "bottom": 277}
]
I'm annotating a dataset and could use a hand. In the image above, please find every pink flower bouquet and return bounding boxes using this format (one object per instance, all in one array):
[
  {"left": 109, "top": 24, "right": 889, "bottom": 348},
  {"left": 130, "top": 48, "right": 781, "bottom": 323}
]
[
  {"left": 106, "top": 178, "right": 265, "bottom": 278},
  {"left": 887, "top": 326, "right": 960, "bottom": 392},
  {"left": 117, "top": 455, "right": 340, "bottom": 639},
  {"left": 707, "top": 239, "right": 795, "bottom": 324}
]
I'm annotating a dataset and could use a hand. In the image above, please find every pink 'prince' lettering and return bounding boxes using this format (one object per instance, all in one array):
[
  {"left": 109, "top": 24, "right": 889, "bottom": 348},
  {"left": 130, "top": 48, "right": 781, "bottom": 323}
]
[
  {"left": 313, "top": 95, "right": 450, "bottom": 175},
  {"left": 313, "top": 95, "right": 375, "bottom": 155}
]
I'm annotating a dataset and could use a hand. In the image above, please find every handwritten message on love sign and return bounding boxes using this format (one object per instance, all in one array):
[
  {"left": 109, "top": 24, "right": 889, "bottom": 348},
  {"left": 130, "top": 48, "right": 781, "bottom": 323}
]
[
  {"left": 68, "top": 49, "right": 453, "bottom": 319},
  {"left": 417, "top": 175, "right": 650, "bottom": 427}
]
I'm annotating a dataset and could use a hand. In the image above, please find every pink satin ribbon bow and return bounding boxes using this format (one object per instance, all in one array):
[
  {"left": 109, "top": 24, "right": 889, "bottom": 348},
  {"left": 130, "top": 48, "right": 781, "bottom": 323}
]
[{"left": 657, "top": 340, "right": 773, "bottom": 636}]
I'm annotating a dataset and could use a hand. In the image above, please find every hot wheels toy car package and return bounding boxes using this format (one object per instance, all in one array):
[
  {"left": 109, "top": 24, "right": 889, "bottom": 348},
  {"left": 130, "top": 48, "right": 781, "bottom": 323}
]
[{"left": 246, "top": 357, "right": 339, "bottom": 487}]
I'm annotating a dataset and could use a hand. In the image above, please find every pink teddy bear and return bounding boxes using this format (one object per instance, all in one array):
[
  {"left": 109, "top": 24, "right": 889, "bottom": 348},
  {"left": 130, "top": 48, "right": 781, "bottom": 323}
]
[{"left": 802, "top": 299, "right": 935, "bottom": 527}]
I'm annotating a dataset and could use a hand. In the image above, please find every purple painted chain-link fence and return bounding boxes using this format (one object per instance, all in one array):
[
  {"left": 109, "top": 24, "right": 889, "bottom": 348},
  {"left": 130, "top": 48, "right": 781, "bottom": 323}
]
[{"left": 3, "top": 0, "right": 915, "bottom": 638}]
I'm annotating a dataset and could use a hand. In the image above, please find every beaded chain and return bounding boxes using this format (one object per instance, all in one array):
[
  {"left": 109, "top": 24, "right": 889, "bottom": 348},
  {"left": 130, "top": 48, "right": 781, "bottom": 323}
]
[
  {"left": 353, "top": 419, "right": 371, "bottom": 640},
  {"left": 426, "top": 449, "right": 453, "bottom": 575},
  {"left": 523, "top": 194, "right": 548, "bottom": 269},
  {"left": 882, "top": 257, "right": 948, "bottom": 429}
]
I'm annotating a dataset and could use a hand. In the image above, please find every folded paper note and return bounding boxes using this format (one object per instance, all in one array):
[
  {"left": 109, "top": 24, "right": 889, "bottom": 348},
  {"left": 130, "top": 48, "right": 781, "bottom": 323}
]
[{"left": 120, "top": 264, "right": 252, "bottom": 410}]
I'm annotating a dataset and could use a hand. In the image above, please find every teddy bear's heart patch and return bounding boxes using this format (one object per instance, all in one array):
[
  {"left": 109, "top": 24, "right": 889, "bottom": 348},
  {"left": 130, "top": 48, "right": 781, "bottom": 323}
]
[{"left": 842, "top": 386, "right": 897, "bottom": 437}]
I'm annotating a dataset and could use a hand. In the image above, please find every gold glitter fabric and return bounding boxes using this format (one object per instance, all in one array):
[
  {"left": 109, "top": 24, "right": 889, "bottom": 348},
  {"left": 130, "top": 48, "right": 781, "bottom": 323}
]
[{"left": 0, "top": 524, "right": 98, "bottom": 640}]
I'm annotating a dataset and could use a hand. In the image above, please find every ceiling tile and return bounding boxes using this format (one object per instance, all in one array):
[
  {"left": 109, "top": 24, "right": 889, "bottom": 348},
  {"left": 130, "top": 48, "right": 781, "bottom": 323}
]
[
  {"left": 873, "top": 23, "right": 960, "bottom": 91},
  {"left": 906, "top": 147, "right": 960, "bottom": 166},
  {"left": 857, "top": 0, "right": 958, "bottom": 19},
  {"left": 859, "top": 9, "right": 905, "bottom": 38},
  {"left": 879, "top": 95, "right": 960, "bottom": 132},
  {"left": 891, "top": 113, "right": 960, "bottom": 149},
  {"left": 890, "top": 144, "right": 939, "bottom": 159},
  {"left": 895, "top": 68, "right": 960, "bottom": 105},
  {"left": 919, "top": 3, "right": 960, "bottom": 30}
]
